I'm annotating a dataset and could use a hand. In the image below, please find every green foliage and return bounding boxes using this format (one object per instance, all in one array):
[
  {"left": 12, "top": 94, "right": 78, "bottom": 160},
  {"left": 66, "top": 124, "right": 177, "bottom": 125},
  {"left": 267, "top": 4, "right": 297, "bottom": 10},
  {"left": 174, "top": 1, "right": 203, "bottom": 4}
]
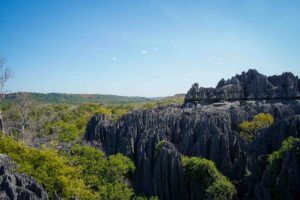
[
  {"left": 0, "top": 134, "right": 96, "bottom": 199},
  {"left": 0, "top": 134, "right": 136, "bottom": 200},
  {"left": 4, "top": 94, "right": 184, "bottom": 143},
  {"left": 68, "top": 145, "right": 135, "bottom": 199},
  {"left": 206, "top": 179, "right": 237, "bottom": 200},
  {"left": 155, "top": 140, "right": 166, "bottom": 153},
  {"left": 52, "top": 121, "right": 79, "bottom": 142},
  {"left": 4, "top": 92, "right": 151, "bottom": 105},
  {"left": 239, "top": 113, "right": 274, "bottom": 141},
  {"left": 182, "top": 156, "right": 236, "bottom": 200},
  {"left": 267, "top": 137, "right": 300, "bottom": 200},
  {"left": 268, "top": 137, "right": 300, "bottom": 174}
]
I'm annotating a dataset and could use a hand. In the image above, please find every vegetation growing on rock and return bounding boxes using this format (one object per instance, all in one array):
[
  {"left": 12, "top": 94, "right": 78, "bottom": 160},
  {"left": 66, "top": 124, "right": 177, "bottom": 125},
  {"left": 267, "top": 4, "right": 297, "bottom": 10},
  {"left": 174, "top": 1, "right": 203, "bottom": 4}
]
[
  {"left": 239, "top": 113, "right": 274, "bottom": 141},
  {"left": 182, "top": 156, "right": 236, "bottom": 200},
  {"left": 268, "top": 136, "right": 300, "bottom": 174},
  {"left": 155, "top": 140, "right": 167, "bottom": 153},
  {"left": 0, "top": 134, "right": 135, "bottom": 200}
]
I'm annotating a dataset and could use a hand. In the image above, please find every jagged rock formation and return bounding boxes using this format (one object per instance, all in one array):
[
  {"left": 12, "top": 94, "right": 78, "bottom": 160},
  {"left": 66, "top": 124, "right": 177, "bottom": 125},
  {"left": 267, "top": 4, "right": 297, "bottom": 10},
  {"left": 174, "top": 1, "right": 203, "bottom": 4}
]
[
  {"left": 84, "top": 70, "right": 300, "bottom": 200},
  {"left": 184, "top": 69, "right": 300, "bottom": 105},
  {"left": 0, "top": 154, "right": 48, "bottom": 200},
  {"left": 253, "top": 137, "right": 300, "bottom": 200}
]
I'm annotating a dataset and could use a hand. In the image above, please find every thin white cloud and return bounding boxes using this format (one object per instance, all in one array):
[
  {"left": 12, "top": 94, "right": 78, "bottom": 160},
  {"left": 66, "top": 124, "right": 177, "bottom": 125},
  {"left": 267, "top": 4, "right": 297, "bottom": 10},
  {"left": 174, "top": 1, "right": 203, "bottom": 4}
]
[
  {"left": 214, "top": 61, "right": 223, "bottom": 66},
  {"left": 153, "top": 47, "right": 159, "bottom": 51},
  {"left": 112, "top": 57, "right": 117, "bottom": 61},
  {"left": 141, "top": 50, "right": 147, "bottom": 54}
]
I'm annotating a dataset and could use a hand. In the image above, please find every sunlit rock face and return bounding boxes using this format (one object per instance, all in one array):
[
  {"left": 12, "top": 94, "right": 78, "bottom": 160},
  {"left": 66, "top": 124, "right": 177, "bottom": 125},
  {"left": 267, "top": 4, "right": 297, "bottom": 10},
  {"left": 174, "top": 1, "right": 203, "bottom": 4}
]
[
  {"left": 85, "top": 70, "right": 300, "bottom": 200},
  {"left": 0, "top": 154, "right": 49, "bottom": 200},
  {"left": 184, "top": 69, "right": 300, "bottom": 106}
]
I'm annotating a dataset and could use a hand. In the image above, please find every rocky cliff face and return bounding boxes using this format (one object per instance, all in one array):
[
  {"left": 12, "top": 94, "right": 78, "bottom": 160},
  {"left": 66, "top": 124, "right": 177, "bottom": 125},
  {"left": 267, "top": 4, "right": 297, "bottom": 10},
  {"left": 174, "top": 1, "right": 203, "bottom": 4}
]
[
  {"left": 84, "top": 70, "right": 300, "bottom": 200},
  {"left": 0, "top": 154, "right": 49, "bottom": 200},
  {"left": 184, "top": 69, "right": 300, "bottom": 105},
  {"left": 253, "top": 138, "right": 300, "bottom": 200}
]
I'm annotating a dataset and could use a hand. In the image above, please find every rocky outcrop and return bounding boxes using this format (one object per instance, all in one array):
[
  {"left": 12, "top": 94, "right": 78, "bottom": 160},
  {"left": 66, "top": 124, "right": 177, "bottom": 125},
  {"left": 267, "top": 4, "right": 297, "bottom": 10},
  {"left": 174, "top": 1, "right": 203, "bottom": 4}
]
[
  {"left": 184, "top": 69, "right": 300, "bottom": 105},
  {"left": 0, "top": 154, "right": 48, "bottom": 200},
  {"left": 153, "top": 142, "right": 185, "bottom": 200},
  {"left": 84, "top": 70, "right": 300, "bottom": 200},
  {"left": 253, "top": 137, "right": 300, "bottom": 200},
  {"left": 85, "top": 99, "right": 300, "bottom": 199}
]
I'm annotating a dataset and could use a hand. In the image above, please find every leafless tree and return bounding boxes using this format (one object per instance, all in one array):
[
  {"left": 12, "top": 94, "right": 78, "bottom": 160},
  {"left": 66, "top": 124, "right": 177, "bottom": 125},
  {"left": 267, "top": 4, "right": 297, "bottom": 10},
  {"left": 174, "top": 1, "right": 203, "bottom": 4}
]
[
  {"left": 0, "top": 57, "right": 13, "bottom": 133},
  {"left": 28, "top": 104, "right": 48, "bottom": 139},
  {"left": 15, "top": 93, "right": 34, "bottom": 141}
]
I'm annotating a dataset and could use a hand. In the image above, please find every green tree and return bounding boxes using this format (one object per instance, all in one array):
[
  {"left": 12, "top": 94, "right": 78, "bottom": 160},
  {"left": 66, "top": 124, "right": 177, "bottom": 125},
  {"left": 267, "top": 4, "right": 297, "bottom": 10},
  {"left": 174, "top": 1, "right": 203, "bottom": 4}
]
[
  {"left": 0, "top": 134, "right": 96, "bottom": 199},
  {"left": 69, "top": 145, "right": 135, "bottom": 199},
  {"left": 182, "top": 156, "right": 236, "bottom": 200}
]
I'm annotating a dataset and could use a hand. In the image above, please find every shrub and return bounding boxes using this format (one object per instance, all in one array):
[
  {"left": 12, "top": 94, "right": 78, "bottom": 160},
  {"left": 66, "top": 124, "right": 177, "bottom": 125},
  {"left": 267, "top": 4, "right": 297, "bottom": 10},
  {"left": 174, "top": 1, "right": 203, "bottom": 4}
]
[
  {"left": 0, "top": 134, "right": 136, "bottom": 200},
  {"left": 239, "top": 113, "right": 274, "bottom": 141},
  {"left": 0, "top": 134, "right": 96, "bottom": 199},
  {"left": 68, "top": 145, "right": 135, "bottom": 199},
  {"left": 155, "top": 140, "right": 166, "bottom": 153},
  {"left": 182, "top": 156, "right": 236, "bottom": 200},
  {"left": 268, "top": 137, "right": 300, "bottom": 174}
]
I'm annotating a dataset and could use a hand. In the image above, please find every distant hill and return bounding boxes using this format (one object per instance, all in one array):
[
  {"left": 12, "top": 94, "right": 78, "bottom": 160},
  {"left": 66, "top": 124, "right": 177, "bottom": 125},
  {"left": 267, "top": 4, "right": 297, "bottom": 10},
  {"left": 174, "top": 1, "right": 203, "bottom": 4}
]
[{"left": 4, "top": 92, "right": 152, "bottom": 105}]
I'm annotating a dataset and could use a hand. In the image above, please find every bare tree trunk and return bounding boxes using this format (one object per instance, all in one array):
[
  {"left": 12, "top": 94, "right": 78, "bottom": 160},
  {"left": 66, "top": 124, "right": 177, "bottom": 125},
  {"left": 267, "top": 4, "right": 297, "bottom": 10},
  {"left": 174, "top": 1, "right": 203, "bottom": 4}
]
[
  {"left": 0, "top": 110, "right": 4, "bottom": 133},
  {"left": 0, "top": 57, "right": 13, "bottom": 134},
  {"left": 21, "top": 123, "right": 25, "bottom": 139}
]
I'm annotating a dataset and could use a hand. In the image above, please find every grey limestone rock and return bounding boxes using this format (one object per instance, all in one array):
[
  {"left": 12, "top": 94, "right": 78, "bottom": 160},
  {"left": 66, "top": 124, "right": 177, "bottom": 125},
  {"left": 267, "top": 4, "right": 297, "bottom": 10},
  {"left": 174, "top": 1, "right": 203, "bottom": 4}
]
[
  {"left": 0, "top": 154, "right": 48, "bottom": 200},
  {"left": 85, "top": 71, "right": 300, "bottom": 200},
  {"left": 185, "top": 69, "right": 300, "bottom": 104},
  {"left": 85, "top": 100, "right": 300, "bottom": 199}
]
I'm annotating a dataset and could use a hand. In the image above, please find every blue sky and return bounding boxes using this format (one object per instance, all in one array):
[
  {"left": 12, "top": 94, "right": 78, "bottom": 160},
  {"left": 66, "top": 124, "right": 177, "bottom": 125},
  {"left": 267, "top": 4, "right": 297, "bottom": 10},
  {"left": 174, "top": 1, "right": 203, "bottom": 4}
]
[{"left": 1, "top": 0, "right": 300, "bottom": 97}]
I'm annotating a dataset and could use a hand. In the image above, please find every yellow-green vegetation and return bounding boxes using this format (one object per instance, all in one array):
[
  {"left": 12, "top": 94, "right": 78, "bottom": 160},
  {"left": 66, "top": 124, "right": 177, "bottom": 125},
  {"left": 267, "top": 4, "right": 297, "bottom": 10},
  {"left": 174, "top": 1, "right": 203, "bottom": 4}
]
[
  {"left": 3, "top": 94, "right": 184, "bottom": 143},
  {"left": 155, "top": 140, "right": 167, "bottom": 153},
  {"left": 268, "top": 137, "right": 300, "bottom": 174},
  {"left": 182, "top": 156, "right": 236, "bottom": 200},
  {"left": 0, "top": 134, "right": 135, "bottom": 200},
  {"left": 267, "top": 137, "right": 300, "bottom": 200},
  {"left": 42, "top": 104, "right": 130, "bottom": 142},
  {"left": 4, "top": 92, "right": 151, "bottom": 105},
  {"left": 139, "top": 96, "right": 184, "bottom": 109},
  {"left": 239, "top": 113, "right": 274, "bottom": 141},
  {"left": 68, "top": 145, "right": 135, "bottom": 200}
]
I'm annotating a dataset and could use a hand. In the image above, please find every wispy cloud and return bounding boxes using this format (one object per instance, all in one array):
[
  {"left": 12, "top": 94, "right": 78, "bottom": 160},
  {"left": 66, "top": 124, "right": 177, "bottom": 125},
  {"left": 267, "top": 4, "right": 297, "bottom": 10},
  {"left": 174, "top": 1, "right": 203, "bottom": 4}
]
[
  {"left": 214, "top": 61, "right": 223, "bottom": 66},
  {"left": 141, "top": 50, "right": 147, "bottom": 54},
  {"left": 112, "top": 57, "right": 117, "bottom": 61}
]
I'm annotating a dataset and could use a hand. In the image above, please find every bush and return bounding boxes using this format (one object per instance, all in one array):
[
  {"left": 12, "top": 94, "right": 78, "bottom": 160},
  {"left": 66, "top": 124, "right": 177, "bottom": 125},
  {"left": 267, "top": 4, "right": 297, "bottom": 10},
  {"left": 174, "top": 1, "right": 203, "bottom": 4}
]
[
  {"left": 268, "top": 137, "right": 300, "bottom": 174},
  {"left": 0, "top": 134, "right": 96, "bottom": 199},
  {"left": 0, "top": 134, "right": 136, "bottom": 200},
  {"left": 155, "top": 140, "right": 166, "bottom": 154},
  {"left": 239, "top": 113, "right": 274, "bottom": 141},
  {"left": 68, "top": 145, "right": 135, "bottom": 199},
  {"left": 182, "top": 156, "right": 236, "bottom": 200}
]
